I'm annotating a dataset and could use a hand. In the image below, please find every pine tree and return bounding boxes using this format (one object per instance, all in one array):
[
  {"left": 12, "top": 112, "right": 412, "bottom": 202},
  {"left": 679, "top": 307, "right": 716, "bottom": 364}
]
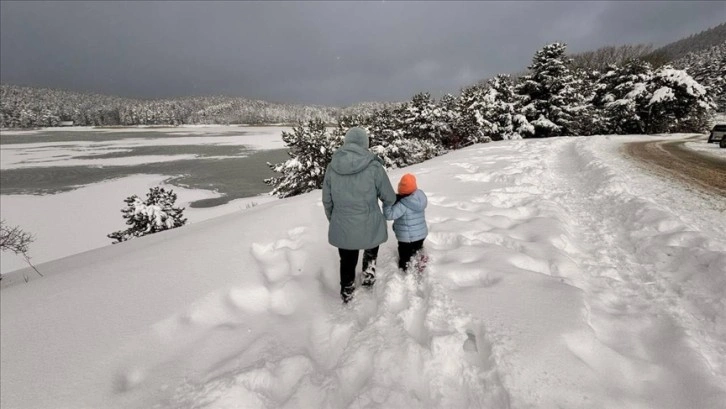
[
  {"left": 576, "top": 69, "right": 607, "bottom": 136},
  {"left": 265, "top": 119, "right": 343, "bottom": 198},
  {"left": 671, "top": 42, "right": 725, "bottom": 113},
  {"left": 592, "top": 60, "right": 653, "bottom": 134},
  {"left": 482, "top": 74, "right": 530, "bottom": 140},
  {"left": 437, "top": 93, "right": 463, "bottom": 149},
  {"left": 365, "top": 109, "right": 402, "bottom": 148},
  {"left": 515, "top": 43, "right": 587, "bottom": 137},
  {"left": 456, "top": 84, "right": 492, "bottom": 146},
  {"left": 108, "top": 187, "right": 187, "bottom": 243},
  {"left": 644, "top": 66, "right": 713, "bottom": 133},
  {"left": 364, "top": 107, "right": 441, "bottom": 169},
  {"left": 399, "top": 92, "right": 450, "bottom": 149}
]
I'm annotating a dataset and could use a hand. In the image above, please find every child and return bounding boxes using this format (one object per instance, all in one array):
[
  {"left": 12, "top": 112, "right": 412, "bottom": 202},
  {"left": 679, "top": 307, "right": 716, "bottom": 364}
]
[{"left": 383, "top": 173, "right": 428, "bottom": 272}]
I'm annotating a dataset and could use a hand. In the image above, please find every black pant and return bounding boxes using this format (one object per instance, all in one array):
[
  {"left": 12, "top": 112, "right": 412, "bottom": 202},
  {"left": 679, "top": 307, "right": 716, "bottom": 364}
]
[
  {"left": 398, "top": 239, "right": 425, "bottom": 270},
  {"left": 338, "top": 246, "right": 379, "bottom": 287}
]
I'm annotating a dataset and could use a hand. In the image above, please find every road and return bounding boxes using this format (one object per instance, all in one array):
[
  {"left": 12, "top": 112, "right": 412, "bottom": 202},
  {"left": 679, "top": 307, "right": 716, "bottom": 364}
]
[{"left": 623, "top": 135, "right": 726, "bottom": 197}]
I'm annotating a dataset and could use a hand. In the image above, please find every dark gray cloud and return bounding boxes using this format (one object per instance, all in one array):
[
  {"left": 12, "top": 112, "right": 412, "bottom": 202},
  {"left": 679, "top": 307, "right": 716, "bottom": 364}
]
[{"left": 1, "top": 1, "right": 723, "bottom": 106}]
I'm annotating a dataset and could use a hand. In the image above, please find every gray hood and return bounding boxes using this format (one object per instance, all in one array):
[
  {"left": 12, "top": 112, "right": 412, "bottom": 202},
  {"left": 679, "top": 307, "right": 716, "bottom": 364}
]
[{"left": 330, "top": 127, "right": 380, "bottom": 175}]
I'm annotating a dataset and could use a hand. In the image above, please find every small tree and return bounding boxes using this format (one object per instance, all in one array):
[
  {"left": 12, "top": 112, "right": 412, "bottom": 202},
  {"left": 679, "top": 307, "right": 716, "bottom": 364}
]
[
  {"left": 265, "top": 119, "right": 343, "bottom": 198},
  {"left": 0, "top": 220, "right": 42, "bottom": 278},
  {"left": 108, "top": 187, "right": 187, "bottom": 243}
]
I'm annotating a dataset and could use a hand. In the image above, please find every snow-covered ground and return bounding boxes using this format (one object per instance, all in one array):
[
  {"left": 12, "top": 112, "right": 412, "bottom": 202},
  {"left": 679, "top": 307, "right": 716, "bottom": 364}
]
[
  {"left": 0, "top": 175, "right": 276, "bottom": 273},
  {"left": 684, "top": 138, "right": 726, "bottom": 159},
  {"left": 2, "top": 135, "right": 726, "bottom": 409},
  {"left": 0, "top": 126, "right": 288, "bottom": 273}
]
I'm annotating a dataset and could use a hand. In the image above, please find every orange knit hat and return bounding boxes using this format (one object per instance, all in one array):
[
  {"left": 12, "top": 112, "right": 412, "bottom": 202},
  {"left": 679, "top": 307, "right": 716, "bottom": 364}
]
[{"left": 398, "top": 173, "right": 417, "bottom": 195}]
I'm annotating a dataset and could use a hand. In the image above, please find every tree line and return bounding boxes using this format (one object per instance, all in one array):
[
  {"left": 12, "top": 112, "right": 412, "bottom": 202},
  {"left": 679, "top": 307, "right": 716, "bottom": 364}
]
[
  {"left": 265, "top": 42, "right": 717, "bottom": 198},
  {"left": 0, "top": 85, "right": 401, "bottom": 129}
]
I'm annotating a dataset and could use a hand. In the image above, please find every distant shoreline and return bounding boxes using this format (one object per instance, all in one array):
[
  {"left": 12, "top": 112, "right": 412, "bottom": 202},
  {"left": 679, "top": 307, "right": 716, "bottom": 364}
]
[{"left": 0, "top": 123, "right": 311, "bottom": 133}]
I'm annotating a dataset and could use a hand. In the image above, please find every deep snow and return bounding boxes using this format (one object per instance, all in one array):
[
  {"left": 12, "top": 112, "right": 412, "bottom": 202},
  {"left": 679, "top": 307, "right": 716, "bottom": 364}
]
[{"left": 2, "top": 134, "right": 725, "bottom": 409}]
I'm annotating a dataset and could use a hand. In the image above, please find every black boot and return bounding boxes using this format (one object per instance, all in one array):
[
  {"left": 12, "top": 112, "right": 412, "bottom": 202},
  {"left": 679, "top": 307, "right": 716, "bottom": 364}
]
[
  {"left": 361, "top": 268, "right": 375, "bottom": 287},
  {"left": 361, "top": 247, "right": 378, "bottom": 287},
  {"left": 341, "top": 283, "right": 355, "bottom": 303}
]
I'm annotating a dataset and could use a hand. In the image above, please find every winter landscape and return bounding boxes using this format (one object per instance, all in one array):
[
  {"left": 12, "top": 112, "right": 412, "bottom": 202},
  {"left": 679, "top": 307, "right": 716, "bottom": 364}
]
[{"left": 2, "top": 2, "right": 726, "bottom": 409}]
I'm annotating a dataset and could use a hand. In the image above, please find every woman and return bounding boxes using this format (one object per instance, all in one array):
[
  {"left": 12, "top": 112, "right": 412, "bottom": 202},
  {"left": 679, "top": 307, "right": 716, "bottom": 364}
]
[{"left": 322, "top": 127, "right": 396, "bottom": 303}]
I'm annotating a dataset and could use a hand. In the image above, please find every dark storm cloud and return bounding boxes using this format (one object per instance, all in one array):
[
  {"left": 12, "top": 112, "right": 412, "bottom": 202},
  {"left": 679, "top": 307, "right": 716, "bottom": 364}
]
[{"left": 1, "top": 1, "right": 723, "bottom": 106}]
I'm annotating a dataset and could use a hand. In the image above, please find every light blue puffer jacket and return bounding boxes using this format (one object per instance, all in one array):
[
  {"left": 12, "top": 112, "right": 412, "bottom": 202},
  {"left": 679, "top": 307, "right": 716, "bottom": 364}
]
[{"left": 383, "top": 189, "right": 428, "bottom": 243}]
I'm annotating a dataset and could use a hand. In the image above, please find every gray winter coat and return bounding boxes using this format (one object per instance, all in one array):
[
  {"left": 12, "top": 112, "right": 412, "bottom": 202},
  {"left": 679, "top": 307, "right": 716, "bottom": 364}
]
[
  {"left": 322, "top": 128, "right": 396, "bottom": 250},
  {"left": 383, "top": 189, "right": 428, "bottom": 243}
]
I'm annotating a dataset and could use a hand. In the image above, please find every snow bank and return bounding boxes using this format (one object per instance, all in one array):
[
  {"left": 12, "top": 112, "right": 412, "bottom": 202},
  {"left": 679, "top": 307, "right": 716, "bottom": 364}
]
[
  {"left": 2, "top": 136, "right": 725, "bottom": 409},
  {"left": 0, "top": 175, "right": 269, "bottom": 274},
  {"left": 684, "top": 139, "right": 726, "bottom": 159}
]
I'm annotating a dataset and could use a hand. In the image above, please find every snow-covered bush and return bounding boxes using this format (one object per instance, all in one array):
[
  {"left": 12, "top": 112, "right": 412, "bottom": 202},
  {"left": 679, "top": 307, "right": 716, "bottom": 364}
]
[
  {"left": 265, "top": 119, "right": 343, "bottom": 198},
  {"left": 370, "top": 136, "right": 441, "bottom": 169},
  {"left": 108, "top": 187, "right": 187, "bottom": 243}
]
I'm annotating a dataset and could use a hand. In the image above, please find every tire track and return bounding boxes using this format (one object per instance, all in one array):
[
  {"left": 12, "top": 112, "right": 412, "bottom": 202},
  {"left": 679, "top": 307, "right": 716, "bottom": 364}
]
[{"left": 623, "top": 136, "right": 726, "bottom": 197}]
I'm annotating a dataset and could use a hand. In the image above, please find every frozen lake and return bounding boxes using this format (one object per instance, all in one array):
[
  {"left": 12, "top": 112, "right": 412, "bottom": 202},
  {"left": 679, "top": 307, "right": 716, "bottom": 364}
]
[{"left": 0, "top": 125, "right": 291, "bottom": 273}]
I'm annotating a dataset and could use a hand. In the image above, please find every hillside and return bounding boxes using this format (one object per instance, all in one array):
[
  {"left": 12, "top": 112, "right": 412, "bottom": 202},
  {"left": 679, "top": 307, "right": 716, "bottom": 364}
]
[
  {"left": 0, "top": 84, "right": 403, "bottom": 129},
  {"left": 2, "top": 135, "right": 725, "bottom": 409},
  {"left": 649, "top": 22, "right": 726, "bottom": 62},
  {"left": 671, "top": 41, "right": 726, "bottom": 111}
]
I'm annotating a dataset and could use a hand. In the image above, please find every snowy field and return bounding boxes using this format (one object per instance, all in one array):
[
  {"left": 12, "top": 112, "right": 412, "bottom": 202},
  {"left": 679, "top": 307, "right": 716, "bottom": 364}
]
[
  {"left": 0, "top": 126, "right": 288, "bottom": 273},
  {"left": 2, "top": 134, "right": 725, "bottom": 409}
]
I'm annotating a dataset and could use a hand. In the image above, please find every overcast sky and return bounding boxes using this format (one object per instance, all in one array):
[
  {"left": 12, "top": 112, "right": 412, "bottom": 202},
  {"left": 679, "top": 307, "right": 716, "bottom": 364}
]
[{"left": 1, "top": 1, "right": 724, "bottom": 106}]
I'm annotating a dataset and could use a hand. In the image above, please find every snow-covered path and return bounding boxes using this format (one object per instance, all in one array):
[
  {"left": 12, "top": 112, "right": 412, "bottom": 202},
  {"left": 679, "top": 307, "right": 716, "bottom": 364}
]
[
  {"left": 541, "top": 137, "right": 726, "bottom": 407},
  {"left": 2, "top": 135, "right": 725, "bottom": 409}
]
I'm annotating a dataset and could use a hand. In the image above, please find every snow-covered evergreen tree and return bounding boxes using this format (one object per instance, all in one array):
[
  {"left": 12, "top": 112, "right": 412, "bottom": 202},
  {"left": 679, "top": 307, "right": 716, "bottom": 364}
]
[
  {"left": 644, "top": 66, "right": 714, "bottom": 133},
  {"left": 671, "top": 42, "right": 726, "bottom": 113},
  {"left": 515, "top": 43, "right": 587, "bottom": 137},
  {"left": 592, "top": 60, "right": 653, "bottom": 134},
  {"left": 592, "top": 60, "right": 712, "bottom": 134},
  {"left": 437, "top": 93, "right": 463, "bottom": 149},
  {"left": 364, "top": 109, "right": 402, "bottom": 148},
  {"left": 399, "top": 92, "right": 450, "bottom": 150},
  {"left": 265, "top": 119, "right": 343, "bottom": 198},
  {"left": 574, "top": 69, "right": 606, "bottom": 136},
  {"left": 370, "top": 136, "right": 441, "bottom": 169},
  {"left": 482, "top": 74, "right": 530, "bottom": 140},
  {"left": 108, "top": 187, "right": 187, "bottom": 243},
  {"left": 456, "top": 85, "right": 492, "bottom": 146},
  {"left": 363, "top": 107, "right": 441, "bottom": 169}
]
